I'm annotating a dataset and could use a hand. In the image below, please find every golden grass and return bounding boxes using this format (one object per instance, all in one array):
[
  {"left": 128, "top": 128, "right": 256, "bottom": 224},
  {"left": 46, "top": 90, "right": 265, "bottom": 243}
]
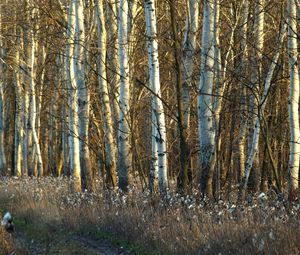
[{"left": 0, "top": 177, "right": 299, "bottom": 254}]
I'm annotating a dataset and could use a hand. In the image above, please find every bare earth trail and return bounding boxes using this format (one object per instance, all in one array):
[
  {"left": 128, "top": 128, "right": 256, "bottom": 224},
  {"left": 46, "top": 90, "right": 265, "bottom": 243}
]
[{"left": 16, "top": 230, "right": 133, "bottom": 255}]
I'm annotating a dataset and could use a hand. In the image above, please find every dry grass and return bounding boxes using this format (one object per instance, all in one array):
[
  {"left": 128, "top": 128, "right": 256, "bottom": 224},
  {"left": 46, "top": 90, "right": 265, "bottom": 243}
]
[
  {"left": 0, "top": 226, "right": 14, "bottom": 255},
  {"left": 0, "top": 218, "right": 28, "bottom": 255},
  {"left": 0, "top": 176, "right": 299, "bottom": 254}
]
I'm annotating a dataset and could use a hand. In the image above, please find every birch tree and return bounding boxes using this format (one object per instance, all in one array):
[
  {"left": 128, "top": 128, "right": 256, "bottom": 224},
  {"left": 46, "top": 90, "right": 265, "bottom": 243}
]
[
  {"left": 13, "top": 43, "right": 22, "bottom": 177},
  {"left": 0, "top": 6, "right": 6, "bottom": 175},
  {"left": 145, "top": 0, "right": 168, "bottom": 193},
  {"left": 198, "top": 0, "right": 215, "bottom": 197},
  {"left": 168, "top": 2, "right": 189, "bottom": 193},
  {"left": 246, "top": 0, "right": 265, "bottom": 191},
  {"left": 287, "top": 0, "right": 300, "bottom": 201},
  {"left": 74, "top": 0, "right": 94, "bottom": 191},
  {"left": 95, "top": 0, "right": 118, "bottom": 190},
  {"left": 66, "top": 0, "right": 81, "bottom": 192},
  {"left": 118, "top": 0, "right": 132, "bottom": 191},
  {"left": 182, "top": 0, "right": 199, "bottom": 129},
  {"left": 237, "top": 0, "right": 249, "bottom": 184},
  {"left": 242, "top": 23, "right": 287, "bottom": 193},
  {"left": 105, "top": 0, "right": 120, "bottom": 126},
  {"left": 28, "top": 5, "right": 43, "bottom": 177}
]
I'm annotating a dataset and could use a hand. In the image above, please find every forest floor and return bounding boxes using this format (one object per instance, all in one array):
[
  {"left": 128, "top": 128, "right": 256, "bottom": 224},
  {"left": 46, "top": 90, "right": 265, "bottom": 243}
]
[
  {"left": 14, "top": 227, "right": 132, "bottom": 254},
  {"left": 0, "top": 176, "right": 300, "bottom": 255}
]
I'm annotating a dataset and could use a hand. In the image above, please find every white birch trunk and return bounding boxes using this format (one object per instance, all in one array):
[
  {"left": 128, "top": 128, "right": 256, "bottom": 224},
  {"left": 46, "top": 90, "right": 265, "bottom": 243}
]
[
  {"left": 59, "top": 54, "right": 70, "bottom": 176},
  {"left": 67, "top": 0, "right": 81, "bottom": 192},
  {"left": 198, "top": 0, "right": 215, "bottom": 197},
  {"left": 75, "top": 0, "right": 93, "bottom": 191},
  {"left": 29, "top": 16, "right": 43, "bottom": 177},
  {"left": 118, "top": 0, "right": 132, "bottom": 191},
  {"left": 36, "top": 45, "right": 46, "bottom": 142},
  {"left": 144, "top": 1, "right": 158, "bottom": 193},
  {"left": 243, "top": 24, "right": 287, "bottom": 190},
  {"left": 0, "top": 7, "right": 6, "bottom": 174},
  {"left": 21, "top": 74, "right": 29, "bottom": 176},
  {"left": 237, "top": 0, "right": 249, "bottom": 183},
  {"left": 287, "top": 0, "right": 300, "bottom": 200},
  {"left": 144, "top": 0, "right": 168, "bottom": 192},
  {"left": 14, "top": 47, "right": 22, "bottom": 177},
  {"left": 182, "top": 0, "right": 199, "bottom": 129},
  {"left": 95, "top": 0, "right": 118, "bottom": 190},
  {"left": 246, "top": 0, "right": 265, "bottom": 190}
]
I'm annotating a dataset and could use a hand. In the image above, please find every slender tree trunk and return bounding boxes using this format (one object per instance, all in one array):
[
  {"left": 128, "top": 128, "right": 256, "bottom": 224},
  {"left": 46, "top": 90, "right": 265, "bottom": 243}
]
[
  {"left": 246, "top": 0, "right": 265, "bottom": 191},
  {"left": 95, "top": 0, "right": 118, "bottom": 190},
  {"left": 13, "top": 46, "right": 22, "bottom": 177},
  {"left": 144, "top": 0, "right": 168, "bottom": 193},
  {"left": 198, "top": 0, "right": 215, "bottom": 197},
  {"left": 106, "top": 0, "right": 120, "bottom": 128},
  {"left": 0, "top": 6, "right": 6, "bottom": 175},
  {"left": 74, "top": 0, "right": 94, "bottom": 192},
  {"left": 67, "top": 0, "right": 81, "bottom": 192},
  {"left": 29, "top": 17, "right": 43, "bottom": 177},
  {"left": 287, "top": 0, "right": 300, "bottom": 201},
  {"left": 168, "top": 2, "right": 188, "bottom": 194},
  {"left": 118, "top": 0, "right": 132, "bottom": 191},
  {"left": 237, "top": 0, "right": 249, "bottom": 185},
  {"left": 242, "top": 23, "right": 286, "bottom": 193},
  {"left": 182, "top": 0, "right": 199, "bottom": 130},
  {"left": 49, "top": 88, "right": 58, "bottom": 175}
]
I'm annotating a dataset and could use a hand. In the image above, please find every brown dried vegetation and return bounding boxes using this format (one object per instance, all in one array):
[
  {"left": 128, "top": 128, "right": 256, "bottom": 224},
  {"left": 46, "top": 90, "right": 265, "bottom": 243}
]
[{"left": 0, "top": 177, "right": 299, "bottom": 254}]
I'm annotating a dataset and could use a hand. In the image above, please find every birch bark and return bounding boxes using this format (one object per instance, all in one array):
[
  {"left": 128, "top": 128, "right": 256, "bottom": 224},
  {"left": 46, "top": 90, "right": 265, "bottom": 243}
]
[
  {"left": 0, "top": 6, "right": 6, "bottom": 174},
  {"left": 243, "top": 23, "right": 286, "bottom": 192},
  {"left": 28, "top": 10, "right": 43, "bottom": 177},
  {"left": 198, "top": 0, "right": 215, "bottom": 197},
  {"left": 95, "top": 0, "right": 118, "bottom": 190},
  {"left": 67, "top": 0, "right": 81, "bottom": 192},
  {"left": 237, "top": 0, "right": 249, "bottom": 184},
  {"left": 246, "top": 0, "right": 265, "bottom": 191},
  {"left": 287, "top": 0, "right": 300, "bottom": 200},
  {"left": 118, "top": 0, "right": 132, "bottom": 191},
  {"left": 182, "top": 0, "right": 199, "bottom": 129},
  {"left": 106, "top": 0, "right": 120, "bottom": 127},
  {"left": 14, "top": 45, "right": 22, "bottom": 177},
  {"left": 145, "top": 0, "right": 168, "bottom": 193}
]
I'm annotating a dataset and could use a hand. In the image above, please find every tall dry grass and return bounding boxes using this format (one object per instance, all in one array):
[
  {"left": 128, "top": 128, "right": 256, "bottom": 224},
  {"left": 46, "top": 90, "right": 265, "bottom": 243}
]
[{"left": 0, "top": 176, "right": 299, "bottom": 254}]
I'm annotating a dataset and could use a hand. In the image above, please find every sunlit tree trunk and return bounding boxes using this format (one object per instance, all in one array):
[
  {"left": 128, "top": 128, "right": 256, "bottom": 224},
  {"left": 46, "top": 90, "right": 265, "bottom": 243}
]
[
  {"left": 182, "top": 0, "right": 199, "bottom": 129},
  {"left": 198, "top": 0, "right": 215, "bottom": 197},
  {"left": 118, "top": 0, "right": 132, "bottom": 191},
  {"left": 74, "top": 0, "right": 94, "bottom": 192},
  {"left": 36, "top": 45, "right": 46, "bottom": 151},
  {"left": 59, "top": 54, "right": 70, "bottom": 176},
  {"left": 145, "top": 0, "right": 168, "bottom": 193},
  {"left": 13, "top": 45, "right": 22, "bottom": 177},
  {"left": 67, "top": 0, "right": 81, "bottom": 192},
  {"left": 287, "top": 0, "right": 300, "bottom": 201},
  {"left": 0, "top": 6, "right": 6, "bottom": 175},
  {"left": 237, "top": 0, "right": 249, "bottom": 184},
  {"left": 106, "top": 0, "right": 120, "bottom": 127},
  {"left": 243, "top": 23, "right": 286, "bottom": 193},
  {"left": 28, "top": 11, "right": 43, "bottom": 177},
  {"left": 95, "top": 0, "right": 118, "bottom": 190},
  {"left": 21, "top": 73, "right": 29, "bottom": 176},
  {"left": 246, "top": 0, "right": 265, "bottom": 191}
]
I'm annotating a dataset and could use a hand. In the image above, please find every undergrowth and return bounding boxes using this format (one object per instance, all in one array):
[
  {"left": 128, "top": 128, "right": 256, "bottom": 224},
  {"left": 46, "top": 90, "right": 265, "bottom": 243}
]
[{"left": 0, "top": 176, "right": 299, "bottom": 254}]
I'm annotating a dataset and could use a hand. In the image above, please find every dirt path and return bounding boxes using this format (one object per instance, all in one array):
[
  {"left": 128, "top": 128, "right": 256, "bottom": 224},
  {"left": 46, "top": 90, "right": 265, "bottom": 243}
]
[{"left": 16, "top": 231, "right": 133, "bottom": 255}]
